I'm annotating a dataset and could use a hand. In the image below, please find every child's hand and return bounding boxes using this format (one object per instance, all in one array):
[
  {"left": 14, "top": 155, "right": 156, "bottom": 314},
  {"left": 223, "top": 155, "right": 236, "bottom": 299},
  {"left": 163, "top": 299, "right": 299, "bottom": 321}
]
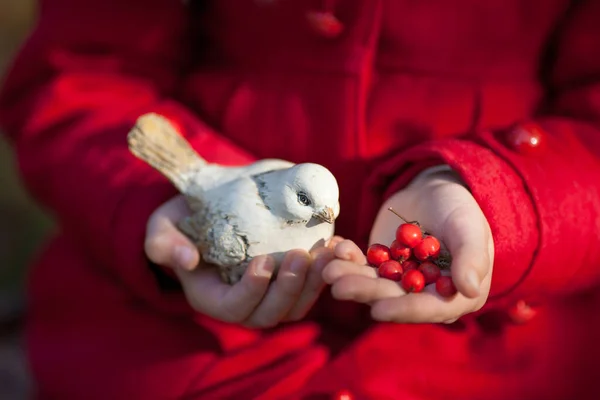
[
  {"left": 322, "top": 169, "right": 493, "bottom": 324},
  {"left": 145, "top": 195, "right": 340, "bottom": 328}
]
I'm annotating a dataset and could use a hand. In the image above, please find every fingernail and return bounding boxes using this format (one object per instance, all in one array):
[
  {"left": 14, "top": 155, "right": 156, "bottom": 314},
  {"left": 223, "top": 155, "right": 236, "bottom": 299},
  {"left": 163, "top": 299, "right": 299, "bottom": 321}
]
[
  {"left": 256, "top": 256, "right": 276, "bottom": 277},
  {"left": 174, "top": 246, "right": 195, "bottom": 269},
  {"left": 466, "top": 270, "right": 481, "bottom": 295},
  {"left": 327, "top": 236, "right": 343, "bottom": 249}
]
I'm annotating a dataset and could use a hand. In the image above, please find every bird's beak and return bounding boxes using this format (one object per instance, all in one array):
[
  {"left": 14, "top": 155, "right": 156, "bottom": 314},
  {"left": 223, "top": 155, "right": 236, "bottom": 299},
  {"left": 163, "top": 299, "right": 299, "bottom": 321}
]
[{"left": 314, "top": 206, "right": 335, "bottom": 224}]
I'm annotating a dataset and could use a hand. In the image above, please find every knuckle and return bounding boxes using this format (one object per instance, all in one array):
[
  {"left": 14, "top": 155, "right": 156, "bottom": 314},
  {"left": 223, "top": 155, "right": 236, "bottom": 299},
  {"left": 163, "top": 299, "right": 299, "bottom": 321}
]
[
  {"left": 472, "top": 300, "right": 485, "bottom": 313},
  {"left": 353, "top": 289, "right": 373, "bottom": 304}
]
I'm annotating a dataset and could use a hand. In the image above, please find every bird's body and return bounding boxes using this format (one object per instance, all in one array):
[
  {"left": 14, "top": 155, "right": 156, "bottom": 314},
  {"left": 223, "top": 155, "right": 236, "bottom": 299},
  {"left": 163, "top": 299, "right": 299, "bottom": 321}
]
[{"left": 128, "top": 113, "right": 340, "bottom": 283}]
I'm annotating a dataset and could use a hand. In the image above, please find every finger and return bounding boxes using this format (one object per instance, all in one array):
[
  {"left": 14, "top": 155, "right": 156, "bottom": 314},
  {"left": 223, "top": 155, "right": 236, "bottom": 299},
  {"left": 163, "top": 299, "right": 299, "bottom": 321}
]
[
  {"left": 175, "top": 255, "right": 275, "bottom": 323},
  {"left": 145, "top": 197, "right": 199, "bottom": 270},
  {"left": 285, "top": 246, "right": 335, "bottom": 321},
  {"left": 369, "top": 284, "right": 474, "bottom": 323},
  {"left": 327, "top": 236, "right": 344, "bottom": 249},
  {"left": 322, "top": 259, "right": 378, "bottom": 284},
  {"left": 330, "top": 275, "right": 406, "bottom": 303},
  {"left": 155, "top": 195, "right": 192, "bottom": 221},
  {"left": 333, "top": 240, "right": 367, "bottom": 264},
  {"left": 244, "top": 250, "right": 311, "bottom": 328},
  {"left": 441, "top": 208, "right": 491, "bottom": 298}
]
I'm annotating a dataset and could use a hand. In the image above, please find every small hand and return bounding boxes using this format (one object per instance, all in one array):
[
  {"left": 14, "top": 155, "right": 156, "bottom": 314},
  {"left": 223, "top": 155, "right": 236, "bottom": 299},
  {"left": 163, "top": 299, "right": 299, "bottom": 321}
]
[
  {"left": 145, "top": 195, "right": 341, "bottom": 328},
  {"left": 322, "top": 170, "right": 494, "bottom": 324}
]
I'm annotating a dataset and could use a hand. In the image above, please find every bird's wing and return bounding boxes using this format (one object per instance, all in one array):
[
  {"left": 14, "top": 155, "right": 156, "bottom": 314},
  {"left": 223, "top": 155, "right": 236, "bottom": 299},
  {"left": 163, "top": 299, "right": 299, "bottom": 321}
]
[
  {"left": 178, "top": 204, "right": 249, "bottom": 268},
  {"left": 184, "top": 159, "right": 294, "bottom": 206},
  {"left": 180, "top": 175, "right": 276, "bottom": 267},
  {"left": 238, "top": 159, "right": 295, "bottom": 176},
  {"left": 181, "top": 213, "right": 249, "bottom": 267}
]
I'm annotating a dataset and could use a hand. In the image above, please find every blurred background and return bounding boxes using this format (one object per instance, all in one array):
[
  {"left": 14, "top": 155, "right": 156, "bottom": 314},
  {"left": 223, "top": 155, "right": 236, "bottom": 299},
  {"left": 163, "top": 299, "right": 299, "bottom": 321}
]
[{"left": 1, "top": 0, "right": 52, "bottom": 398}]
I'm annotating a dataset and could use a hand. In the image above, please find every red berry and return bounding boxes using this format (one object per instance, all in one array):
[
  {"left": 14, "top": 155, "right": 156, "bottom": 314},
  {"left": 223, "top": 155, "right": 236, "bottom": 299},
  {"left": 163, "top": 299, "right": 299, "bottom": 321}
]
[
  {"left": 377, "top": 260, "right": 403, "bottom": 281},
  {"left": 418, "top": 261, "right": 441, "bottom": 285},
  {"left": 401, "top": 270, "right": 425, "bottom": 293},
  {"left": 436, "top": 276, "right": 458, "bottom": 297},
  {"left": 389, "top": 240, "right": 411, "bottom": 261},
  {"left": 395, "top": 223, "right": 422, "bottom": 248},
  {"left": 401, "top": 259, "right": 419, "bottom": 272},
  {"left": 413, "top": 236, "right": 441, "bottom": 261},
  {"left": 366, "top": 243, "right": 391, "bottom": 267}
]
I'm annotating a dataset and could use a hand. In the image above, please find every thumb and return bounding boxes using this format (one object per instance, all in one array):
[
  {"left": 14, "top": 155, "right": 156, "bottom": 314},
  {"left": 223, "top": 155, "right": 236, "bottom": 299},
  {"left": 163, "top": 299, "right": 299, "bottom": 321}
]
[
  {"left": 442, "top": 208, "right": 491, "bottom": 299},
  {"left": 145, "top": 197, "right": 200, "bottom": 271}
]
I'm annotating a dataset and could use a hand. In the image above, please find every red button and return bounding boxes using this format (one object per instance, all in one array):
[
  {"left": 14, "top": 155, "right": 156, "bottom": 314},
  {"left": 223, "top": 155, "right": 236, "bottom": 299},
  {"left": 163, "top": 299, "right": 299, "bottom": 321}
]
[
  {"left": 507, "top": 300, "right": 537, "bottom": 324},
  {"left": 506, "top": 123, "right": 545, "bottom": 155},
  {"left": 306, "top": 11, "right": 344, "bottom": 38},
  {"left": 332, "top": 389, "right": 355, "bottom": 400}
]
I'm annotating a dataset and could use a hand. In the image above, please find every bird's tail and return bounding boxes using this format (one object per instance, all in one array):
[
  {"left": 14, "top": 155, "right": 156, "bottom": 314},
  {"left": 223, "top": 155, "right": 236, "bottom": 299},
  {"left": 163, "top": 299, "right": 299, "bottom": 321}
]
[{"left": 127, "top": 113, "right": 206, "bottom": 193}]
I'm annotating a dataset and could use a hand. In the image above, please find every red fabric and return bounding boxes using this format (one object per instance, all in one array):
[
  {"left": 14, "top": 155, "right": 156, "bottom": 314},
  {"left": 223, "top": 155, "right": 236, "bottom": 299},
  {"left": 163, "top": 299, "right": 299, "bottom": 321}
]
[{"left": 1, "top": 0, "right": 600, "bottom": 399}]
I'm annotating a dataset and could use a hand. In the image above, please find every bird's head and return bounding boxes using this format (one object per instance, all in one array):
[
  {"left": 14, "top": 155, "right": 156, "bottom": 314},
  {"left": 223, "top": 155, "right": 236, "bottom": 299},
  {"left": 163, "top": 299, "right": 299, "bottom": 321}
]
[{"left": 278, "top": 163, "right": 340, "bottom": 225}]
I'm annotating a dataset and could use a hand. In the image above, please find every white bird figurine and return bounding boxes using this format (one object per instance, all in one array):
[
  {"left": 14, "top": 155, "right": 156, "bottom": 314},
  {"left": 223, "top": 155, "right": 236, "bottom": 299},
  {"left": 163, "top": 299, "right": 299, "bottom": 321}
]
[{"left": 127, "top": 113, "right": 340, "bottom": 284}]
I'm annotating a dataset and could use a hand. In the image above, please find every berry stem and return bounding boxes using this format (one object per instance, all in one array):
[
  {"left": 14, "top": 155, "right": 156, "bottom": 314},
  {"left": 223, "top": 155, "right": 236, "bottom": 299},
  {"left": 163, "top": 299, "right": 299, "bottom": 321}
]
[{"left": 388, "top": 207, "right": 420, "bottom": 226}]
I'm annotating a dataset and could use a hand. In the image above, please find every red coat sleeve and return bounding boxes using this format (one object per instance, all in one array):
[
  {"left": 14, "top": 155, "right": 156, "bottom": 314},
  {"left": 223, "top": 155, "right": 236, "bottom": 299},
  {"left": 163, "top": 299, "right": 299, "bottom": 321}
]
[
  {"left": 0, "top": 0, "right": 255, "bottom": 315},
  {"left": 370, "top": 0, "right": 600, "bottom": 306}
]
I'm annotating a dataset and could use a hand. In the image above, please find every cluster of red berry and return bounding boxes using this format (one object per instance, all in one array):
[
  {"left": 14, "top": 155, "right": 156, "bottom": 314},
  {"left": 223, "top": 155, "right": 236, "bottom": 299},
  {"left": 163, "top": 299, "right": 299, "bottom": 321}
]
[{"left": 366, "top": 208, "right": 457, "bottom": 297}]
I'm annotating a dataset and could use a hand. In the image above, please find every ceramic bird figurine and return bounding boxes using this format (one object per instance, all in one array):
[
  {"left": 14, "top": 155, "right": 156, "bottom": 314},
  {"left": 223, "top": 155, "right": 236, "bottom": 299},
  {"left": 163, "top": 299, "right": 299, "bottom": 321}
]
[{"left": 127, "top": 113, "right": 340, "bottom": 284}]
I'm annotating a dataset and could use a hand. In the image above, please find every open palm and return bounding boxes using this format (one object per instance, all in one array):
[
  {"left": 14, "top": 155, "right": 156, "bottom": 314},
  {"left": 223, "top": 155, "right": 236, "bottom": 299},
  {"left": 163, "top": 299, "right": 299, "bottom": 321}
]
[{"left": 322, "top": 169, "right": 494, "bottom": 324}]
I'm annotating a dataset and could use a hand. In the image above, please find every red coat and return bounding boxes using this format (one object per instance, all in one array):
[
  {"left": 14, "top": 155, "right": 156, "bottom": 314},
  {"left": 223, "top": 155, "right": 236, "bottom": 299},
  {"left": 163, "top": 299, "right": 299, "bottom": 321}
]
[{"left": 1, "top": 0, "right": 600, "bottom": 399}]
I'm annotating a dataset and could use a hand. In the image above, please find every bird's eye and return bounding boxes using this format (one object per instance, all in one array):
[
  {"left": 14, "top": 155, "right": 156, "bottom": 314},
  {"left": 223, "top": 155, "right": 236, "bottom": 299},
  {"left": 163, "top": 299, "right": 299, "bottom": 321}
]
[{"left": 297, "top": 192, "right": 311, "bottom": 206}]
